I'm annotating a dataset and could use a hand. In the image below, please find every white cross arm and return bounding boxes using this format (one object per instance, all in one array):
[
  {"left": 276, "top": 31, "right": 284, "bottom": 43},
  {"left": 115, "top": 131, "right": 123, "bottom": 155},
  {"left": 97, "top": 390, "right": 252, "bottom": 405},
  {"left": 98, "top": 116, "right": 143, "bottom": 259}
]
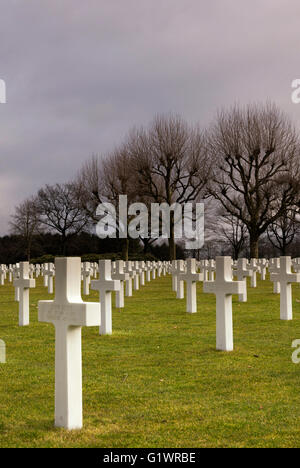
[
  {"left": 91, "top": 279, "right": 120, "bottom": 292},
  {"left": 203, "top": 280, "right": 245, "bottom": 296},
  {"left": 179, "top": 272, "right": 203, "bottom": 283},
  {"left": 203, "top": 281, "right": 216, "bottom": 294},
  {"left": 113, "top": 272, "right": 129, "bottom": 282},
  {"left": 39, "top": 301, "right": 100, "bottom": 327},
  {"left": 225, "top": 280, "right": 246, "bottom": 295},
  {"left": 14, "top": 278, "right": 35, "bottom": 289},
  {"left": 239, "top": 269, "right": 253, "bottom": 277},
  {"left": 286, "top": 273, "right": 300, "bottom": 284},
  {"left": 270, "top": 273, "right": 279, "bottom": 282}
]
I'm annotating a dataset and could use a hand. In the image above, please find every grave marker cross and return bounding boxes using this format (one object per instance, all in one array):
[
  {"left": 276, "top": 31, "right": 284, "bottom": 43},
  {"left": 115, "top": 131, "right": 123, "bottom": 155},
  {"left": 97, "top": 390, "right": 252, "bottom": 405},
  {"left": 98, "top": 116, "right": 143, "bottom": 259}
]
[
  {"left": 38, "top": 257, "right": 100, "bottom": 430},
  {"left": 91, "top": 260, "right": 120, "bottom": 335},
  {"left": 270, "top": 256, "right": 300, "bottom": 320},
  {"left": 112, "top": 260, "right": 129, "bottom": 309},
  {"left": 179, "top": 258, "right": 203, "bottom": 313},
  {"left": 235, "top": 258, "right": 252, "bottom": 302},
  {"left": 13, "top": 262, "right": 35, "bottom": 326},
  {"left": 203, "top": 256, "right": 245, "bottom": 351}
]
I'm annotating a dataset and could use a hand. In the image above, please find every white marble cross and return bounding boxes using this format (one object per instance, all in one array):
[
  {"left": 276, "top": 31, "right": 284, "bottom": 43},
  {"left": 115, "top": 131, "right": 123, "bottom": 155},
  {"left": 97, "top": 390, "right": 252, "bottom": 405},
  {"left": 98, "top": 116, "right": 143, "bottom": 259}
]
[
  {"left": 203, "top": 256, "right": 245, "bottom": 351},
  {"left": 124, "top": 261, "right": 135, "bottom": 297},
  {"left": 82, "top": 262, "right": 91, "bottom": 295},
  {"left": 247, "top": 259, "right": 258, "bottom": 287},
  {"left": 8, "top": 264, "right": 14, "bottom": 282},
  {"left": 235, "top": 258, "right": 252, "bottom": 302},
  {"left": 270, "top": 256, "right": 300, "bottom": 320},
  {"left": 35, "top": 264, "right": 41, "bottom": 278},
  {"left": 269, "top": 258, "right": 281, "bottom": 293},
  {"left": 258, "top": 258, "right": 267, "bottom": 280},
  {"left": 139, "top": 261, "right": 146, "bottom": 286},
  {"left": 171, "top": 260, "right": 178, "bottom": 292},
  {"left": 0, "top": 264, "right": 6, "bottom": 286},
  {"left": 207, "top": 259, "right": 215, "bottom": 281},
  {"left": 91, "top": 260, "right": 120, "bottom": 335},
  {"left": 157, "top": 261, "right": 162, "bottom": 277},
  {"left": 43, "top": 263, "right": 49, "bottom": 287},
  {"left": 91, "top": 262, "right": 98, "bottom": 278},
  {"left": 152, "top": 262, "right": 157, "bottom": 280},
  {"left": 145, "top": 261, "right": 152, "bottom": 282},
  {"left": 201, "top": 260, "right": 209, "bottom": 281},
  {"left": 132, "top": 262, "right": 140, "bottom": 291},
  {"left": 44, "top": 263, "right": 55, "bottom": 294},
  {"left": 112, "top": 260, "right": 129, "bottom": 309},
  {"left": 43, "top": 263, "right": 54, "bottom": 292},
  {"left": 172, "top": 260, "right": 185, "bottom": 299},
  {"left": 179, "top": 258, "right": 203, "bottom": 313},
  {"left": 13, "top": 262, "right": 36, "bottom": 326},
  {"left": 29, "top": 264, "right": 35, "bottom": 279},
  {"left": 13, "top": 264, "right": 20, "bottom": 301},
  {"left": 39, "top": 257, "right": 100, "bottom": 430}
]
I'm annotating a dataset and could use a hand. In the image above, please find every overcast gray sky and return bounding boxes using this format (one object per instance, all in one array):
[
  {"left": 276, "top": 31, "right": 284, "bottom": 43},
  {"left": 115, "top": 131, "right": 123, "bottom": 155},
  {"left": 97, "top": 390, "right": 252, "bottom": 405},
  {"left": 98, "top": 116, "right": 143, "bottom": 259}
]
[{"left": 1, "top": 0, "right": 300, "bottom": 235}]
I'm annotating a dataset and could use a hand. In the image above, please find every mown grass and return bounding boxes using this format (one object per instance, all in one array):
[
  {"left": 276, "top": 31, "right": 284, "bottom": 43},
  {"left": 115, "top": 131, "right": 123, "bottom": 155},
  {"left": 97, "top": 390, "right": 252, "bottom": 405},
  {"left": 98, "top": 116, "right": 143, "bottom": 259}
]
[{"left": 0, "top": 273, "right": 300, "bottom": 447}]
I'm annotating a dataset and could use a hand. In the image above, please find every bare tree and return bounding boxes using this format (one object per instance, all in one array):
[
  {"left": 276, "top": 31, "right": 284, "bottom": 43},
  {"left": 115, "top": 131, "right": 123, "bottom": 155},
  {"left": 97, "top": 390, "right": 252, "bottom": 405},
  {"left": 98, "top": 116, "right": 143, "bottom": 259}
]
[
  {"left": 77, "top": 155, "right": 105, "bottom": 218},
  {"left": 218, "top": 213, "right": 247, "bottom": 260},
  {"left": 10, "top": 197, "right": 40, "bottom": 261},
  {"left": 130, "top": 114, "right": 212, "bottom": 260},
  {"left": 209, "top": 102, "right": 300, "bottom": 257},
  {"left": 267, "top": 208, "right": 299, "bottom": 255},
  {"left": 102, "top": 145, "right": 138, "bottom": 260},
  {"left": 76, "top": 147, "right": 138, "bottom": 260},
  {"left": 37, "top": 182, "right": 88, "bottom": 255}
]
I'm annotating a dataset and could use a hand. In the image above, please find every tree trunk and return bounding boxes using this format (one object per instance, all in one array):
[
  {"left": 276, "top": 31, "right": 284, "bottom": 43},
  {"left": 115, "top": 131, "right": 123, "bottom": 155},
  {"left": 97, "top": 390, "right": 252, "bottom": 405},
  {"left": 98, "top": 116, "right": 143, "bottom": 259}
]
[
  {"left": 233, "top": 247, "right": 238, "bottom": 261},
  {"left": 169, "top": 236, "right": 176, "bottom": 261},
  {"left": 281, "top": 233, "right": 287, "bottom": 256},
  {"left": 61, "top": 235, "right": 67, "bottom": 256},
  {"left": 169, "top": 217, "right": 176, "bottom": 260},
  {"left": 26, "top": 237, "right": 31, "bottom": 262},
  {"left": 122, "top": 238, "right": 129, "bottom": 261},
  {"left": 249, "top": 234, "right": 259, "bottom": 258}
]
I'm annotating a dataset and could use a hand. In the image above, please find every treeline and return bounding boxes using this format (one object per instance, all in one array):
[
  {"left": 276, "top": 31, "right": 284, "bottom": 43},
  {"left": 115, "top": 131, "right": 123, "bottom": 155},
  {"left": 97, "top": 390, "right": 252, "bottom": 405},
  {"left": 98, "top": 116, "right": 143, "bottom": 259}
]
[
  {"left": 0, "top": 232, "right": 186, "bottom": 265},
  {"left": 7, "top": 102, "right": 300, "bottom": 261}
]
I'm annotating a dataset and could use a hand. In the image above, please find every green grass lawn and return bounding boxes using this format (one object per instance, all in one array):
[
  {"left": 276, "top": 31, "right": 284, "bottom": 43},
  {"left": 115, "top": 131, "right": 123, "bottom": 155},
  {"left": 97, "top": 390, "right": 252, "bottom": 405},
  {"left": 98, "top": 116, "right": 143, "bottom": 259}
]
[{"left": 0, "top": 273, "right": 300, "bottom": 448}]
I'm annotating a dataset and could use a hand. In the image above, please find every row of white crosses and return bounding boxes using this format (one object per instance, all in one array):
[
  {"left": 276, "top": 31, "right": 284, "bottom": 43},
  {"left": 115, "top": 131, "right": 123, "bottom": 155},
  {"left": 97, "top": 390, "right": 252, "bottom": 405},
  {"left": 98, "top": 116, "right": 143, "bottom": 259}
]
[
  {"left": 9, "top": 259, "right": 164, "bottom": 330},
  {"left": 172, "top": 255, "right": 300, "bottom": 348},
  {"left": 172, "top": 257, "right": 245, "bottom": 350},
  {"left": 1, "top": 259, "right": 168, "bottom": 289},
  {"left": 82, "top": 259, "right": 168, "bottom": 337},
  {"left": 4, "top": 254, "right": 300, "bottom": 430},
  {"left": 8, "top": 256, "right": 300, "bottom": 333}
]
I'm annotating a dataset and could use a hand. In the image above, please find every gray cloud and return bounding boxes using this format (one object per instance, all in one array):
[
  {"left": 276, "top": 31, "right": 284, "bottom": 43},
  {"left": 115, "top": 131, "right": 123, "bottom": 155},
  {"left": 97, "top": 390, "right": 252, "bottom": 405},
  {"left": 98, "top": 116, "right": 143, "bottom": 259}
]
[{"left": 1, "top": 0, "right": 300, "bottom": 234}]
